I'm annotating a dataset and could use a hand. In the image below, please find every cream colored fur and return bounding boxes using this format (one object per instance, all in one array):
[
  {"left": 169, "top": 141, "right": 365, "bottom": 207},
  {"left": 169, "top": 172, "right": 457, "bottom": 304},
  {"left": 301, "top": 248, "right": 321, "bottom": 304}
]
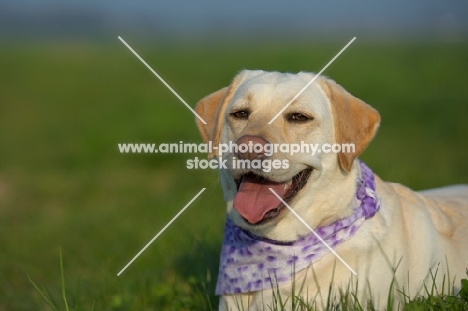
[{"left": 195, "top": 70, "right": 468, "bottom": 310}]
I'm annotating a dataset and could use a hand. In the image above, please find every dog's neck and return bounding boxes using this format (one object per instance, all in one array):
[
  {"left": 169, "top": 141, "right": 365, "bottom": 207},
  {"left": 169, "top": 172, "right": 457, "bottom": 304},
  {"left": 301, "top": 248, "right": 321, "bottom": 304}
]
[
  {"left": 255, "top": 159, "right": 363, "bottom": 242},
  {"left": 315, "top": 160, "right": 362, "bottom": 228}
]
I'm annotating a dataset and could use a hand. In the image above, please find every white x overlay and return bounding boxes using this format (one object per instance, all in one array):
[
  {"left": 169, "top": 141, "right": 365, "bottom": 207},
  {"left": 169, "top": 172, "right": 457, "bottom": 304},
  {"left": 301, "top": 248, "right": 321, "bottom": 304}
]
[
  {"left": 118, "top": 36, "right": 207, "bottom": 124},
  {"left": 117, "top": 35, "right": 357, "bottom": 277},
  {"left": 268, "top": 188, "right": 357, "bottom": 276},
  {"left": 268, "top": 37, "right": 356, "bottom": 124},
  {"left": 117, "top": 188, "right": 206, "bottom": 276}
]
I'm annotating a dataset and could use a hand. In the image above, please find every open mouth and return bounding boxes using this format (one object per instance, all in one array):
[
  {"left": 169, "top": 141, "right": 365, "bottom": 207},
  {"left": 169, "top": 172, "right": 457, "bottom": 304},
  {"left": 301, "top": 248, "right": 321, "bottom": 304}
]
[{"left": 233, "top": 168, "right": 313, "bottom": 225}]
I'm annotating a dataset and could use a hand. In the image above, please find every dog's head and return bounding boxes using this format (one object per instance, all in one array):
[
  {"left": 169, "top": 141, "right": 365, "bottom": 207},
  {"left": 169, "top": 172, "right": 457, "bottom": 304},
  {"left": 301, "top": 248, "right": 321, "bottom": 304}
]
[{"left": 196, "top": 70, "right": 380, "bottom": 241}]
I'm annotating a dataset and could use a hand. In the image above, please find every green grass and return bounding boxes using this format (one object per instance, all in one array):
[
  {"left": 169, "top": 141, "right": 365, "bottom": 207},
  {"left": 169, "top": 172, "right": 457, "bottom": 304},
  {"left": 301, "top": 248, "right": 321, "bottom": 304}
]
[
  {"left": 28, "top": 252, "right": 468, "bottom": 311},
  {"left": 0, "top": 41, "right": 467, "bottom": 310}
]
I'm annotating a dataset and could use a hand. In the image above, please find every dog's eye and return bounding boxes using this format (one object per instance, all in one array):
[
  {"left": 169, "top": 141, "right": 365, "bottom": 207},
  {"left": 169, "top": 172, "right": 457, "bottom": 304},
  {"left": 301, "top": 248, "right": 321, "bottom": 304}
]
[
  {"left": 287, "top": 113, "right": 311, "bottom": 122},
  {"left": 230, "top": 110, "right": 249, "bottom": 119}
]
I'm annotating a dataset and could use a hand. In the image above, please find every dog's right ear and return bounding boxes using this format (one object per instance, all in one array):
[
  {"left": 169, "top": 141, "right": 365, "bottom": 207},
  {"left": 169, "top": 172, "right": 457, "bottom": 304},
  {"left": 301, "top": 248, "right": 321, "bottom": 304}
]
[
  {"left": 195, "top": 87, "right": 229, "bottom": 145},
  {"left": 195, "top": 71, "right": 249, "bottom": 157}
]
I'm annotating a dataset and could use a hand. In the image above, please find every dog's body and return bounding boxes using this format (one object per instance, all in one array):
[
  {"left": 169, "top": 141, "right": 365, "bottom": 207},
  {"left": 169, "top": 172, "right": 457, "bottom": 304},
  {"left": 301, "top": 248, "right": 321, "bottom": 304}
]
[{"left": 195, "top": 70, "right": 468, "bottom": 310}]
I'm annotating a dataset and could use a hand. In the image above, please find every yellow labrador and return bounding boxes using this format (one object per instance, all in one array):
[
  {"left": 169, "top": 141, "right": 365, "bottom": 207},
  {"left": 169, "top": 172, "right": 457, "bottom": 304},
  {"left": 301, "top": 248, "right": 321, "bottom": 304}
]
[{"left": 195, "top": 70, "right": 468, "bottom": 310}]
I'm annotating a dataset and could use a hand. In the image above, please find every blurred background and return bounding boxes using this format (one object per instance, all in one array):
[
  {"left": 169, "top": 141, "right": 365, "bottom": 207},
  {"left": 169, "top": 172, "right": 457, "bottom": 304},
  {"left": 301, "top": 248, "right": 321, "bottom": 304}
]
[{"left": 1, "top": 1, "right": 467, "bottom": 310}]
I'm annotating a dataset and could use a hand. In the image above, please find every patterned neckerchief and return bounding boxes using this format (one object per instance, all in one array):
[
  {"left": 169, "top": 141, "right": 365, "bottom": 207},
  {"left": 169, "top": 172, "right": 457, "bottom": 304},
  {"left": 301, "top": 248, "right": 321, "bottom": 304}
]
[{"left": 216, "top": 161, "right": 380, "bottom": 295}]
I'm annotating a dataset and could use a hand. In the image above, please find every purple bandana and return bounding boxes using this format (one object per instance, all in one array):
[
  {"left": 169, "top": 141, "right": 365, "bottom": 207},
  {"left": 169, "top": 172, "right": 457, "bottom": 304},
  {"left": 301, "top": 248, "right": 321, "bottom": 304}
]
[{"left": 216, "top": 161, "right": 380, "bottom": 295}]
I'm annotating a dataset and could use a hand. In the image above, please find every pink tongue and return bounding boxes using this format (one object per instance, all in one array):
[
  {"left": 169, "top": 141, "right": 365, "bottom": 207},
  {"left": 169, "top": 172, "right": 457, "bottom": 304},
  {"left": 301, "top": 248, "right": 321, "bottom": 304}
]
[{"left": 233, "top": 175, "right": 285, "bottom": 224}]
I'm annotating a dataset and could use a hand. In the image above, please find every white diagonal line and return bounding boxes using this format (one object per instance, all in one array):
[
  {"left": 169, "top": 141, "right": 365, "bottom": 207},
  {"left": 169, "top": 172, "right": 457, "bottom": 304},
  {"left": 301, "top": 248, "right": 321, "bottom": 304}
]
[
  {"left": 117, "top": 188, "right": 206, "bottom": 276},
  {"left": 268, "top": 37, "right": 356, "bottom": 124},
  {"left": 268, "top": 188, "right": 357, "bottom": 276},
  {"left": 118, "top": 36, "right": 207, "bottom": 125}
]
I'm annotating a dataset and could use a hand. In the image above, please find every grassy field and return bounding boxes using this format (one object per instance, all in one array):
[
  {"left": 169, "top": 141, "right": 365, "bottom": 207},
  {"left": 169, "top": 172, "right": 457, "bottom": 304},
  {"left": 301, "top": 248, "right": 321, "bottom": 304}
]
[{"left": 0, "top": 41, "right": 467, "bottom": 310}]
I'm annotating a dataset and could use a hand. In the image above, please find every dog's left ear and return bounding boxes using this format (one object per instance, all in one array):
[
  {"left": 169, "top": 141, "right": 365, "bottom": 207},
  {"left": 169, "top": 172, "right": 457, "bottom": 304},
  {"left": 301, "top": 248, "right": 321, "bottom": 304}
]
[{"left": 320, "top": 78, "right": 380, "bottom": 172}]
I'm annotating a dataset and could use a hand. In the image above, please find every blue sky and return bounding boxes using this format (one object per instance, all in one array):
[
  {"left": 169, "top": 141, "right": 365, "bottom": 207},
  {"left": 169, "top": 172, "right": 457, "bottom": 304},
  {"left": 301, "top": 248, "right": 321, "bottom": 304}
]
[{"left": 1, "top": 0, "right": 467, "bottom": 42}]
